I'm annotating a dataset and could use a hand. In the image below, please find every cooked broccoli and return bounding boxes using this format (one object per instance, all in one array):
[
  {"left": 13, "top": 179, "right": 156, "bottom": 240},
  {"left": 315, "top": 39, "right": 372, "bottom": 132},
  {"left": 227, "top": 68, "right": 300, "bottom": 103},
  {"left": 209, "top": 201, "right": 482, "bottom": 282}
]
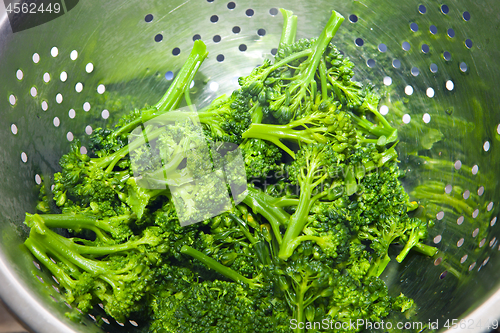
[
  {"left": 22, "top": 8, "right": 439, "bottom": 333},
  {"left": 239, "top": 11, "right": 344, "bottom": 123},
  {"left": 279, "top": 143, "right": 342, "bottom": 260},
  {"left": 24, "top": 213, "right": 162, "bottom": 323},
  {"left": 239, "top": 138, "right": 283, "bottom": 179},
  {"left": 149, "top": 280, "right": 290, "bottom": 333},
  {"left": 242, "top": 109, "right": 356, "bottom": 158}
]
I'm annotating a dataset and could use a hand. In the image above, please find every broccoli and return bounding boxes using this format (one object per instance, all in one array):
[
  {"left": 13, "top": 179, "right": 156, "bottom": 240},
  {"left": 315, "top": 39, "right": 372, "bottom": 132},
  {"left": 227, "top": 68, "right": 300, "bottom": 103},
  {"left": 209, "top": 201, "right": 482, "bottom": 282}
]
[
  {"left": 22, "top": 8, "right": 440, "bottom": 333},
  {"left": 24, "top": 213, "right": 162, "bottom": 323},
  {"left": 242, "top": 108, "right": 356, "bottom": 158},
  {"left": 149, "top": 280, "right": 290, "bottom": 333},
  {"left": 195, "top": 91, "right": 253, "bottom": 144},
  {"left": 52, "top": 41, "right": 209, "bottom": 220},
  {"left": 239, "top": 138, "right": 283, "bottom": 179},
  {"left": 350, "top": 90, "right": 398, "bottom": 145},
  {"left": 239, "top": 10, "right": 345, "bottom": 123},
  {"left": 278, "top": 143, "right": 342, "bottom": 260}
]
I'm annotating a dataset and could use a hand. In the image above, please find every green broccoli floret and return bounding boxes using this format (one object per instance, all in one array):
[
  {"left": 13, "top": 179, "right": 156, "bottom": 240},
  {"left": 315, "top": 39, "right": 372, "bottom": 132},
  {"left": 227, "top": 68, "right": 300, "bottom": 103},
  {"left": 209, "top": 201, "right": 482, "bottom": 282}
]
[
  {"left": 358, "top": 214, "right": 437, "bottom": 278},
  {"left": 196, "top": 91, "right": 253, "bottom": 144},
  {"left": 52, "top": 41, "right": 209, "bottom": 220},
  {"left": 149, "top": 280, "right": 290, "bottom": 333},
  {"left": 326, "top": 275, "right": 397, "bottom": 331},
  {"left": 279, "top": 258, "right": 337, "bottom": 330},
  {"left": 239, "top": 138, "right": 283, "bottom": 179},
  {"left": 396, "top": 217, "right": 438, "bottom": 262}
]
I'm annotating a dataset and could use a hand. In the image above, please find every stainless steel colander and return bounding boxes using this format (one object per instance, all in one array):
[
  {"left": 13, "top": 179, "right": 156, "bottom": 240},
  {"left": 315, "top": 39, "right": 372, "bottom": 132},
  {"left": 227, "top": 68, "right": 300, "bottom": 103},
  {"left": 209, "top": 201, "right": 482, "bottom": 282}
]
[{"left": 1, "top": 0, "right": 500, "bottom": 332}]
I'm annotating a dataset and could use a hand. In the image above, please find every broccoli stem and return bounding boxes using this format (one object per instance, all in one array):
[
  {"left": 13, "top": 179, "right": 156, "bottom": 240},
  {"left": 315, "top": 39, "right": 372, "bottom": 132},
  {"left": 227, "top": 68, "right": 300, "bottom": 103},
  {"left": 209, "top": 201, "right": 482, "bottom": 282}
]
[
  {"left": 30, "top": 218, "right": 152, "bottom": 256},
  {"left": 300, "top": 11, "right": 344, "bottom": 90},
  {"left": 281, "top": 235, "right": 328, "bottom": 257},
  {"left": 350, "top": 113, "right": 396, "bottom": 140},
  {"left": 26, "top": 213, "right": 126, "bottom": 244},
  {"left": 378, "top": 147, "right": 398, "bottom": 167},
  {"left": 271, "top": 197, "right": 299, "bottom": 207},
  {"left": 413, "top": 243, "right": 439, "bottom": 256},
  {"left": 278, "top": 9, "right": 298, "bottom": 48},
  {"left": 251, "top": 12, "right": 343, "bottom": 87},
  {"left": 396, "top": 239, "right": 438, "bottom": 263},
  {"left": 242, "top": 187, "right": 291, "bottom": 244},
  {"left": 180, "top": 245, "right": 261, "bottom": 289},
  {"left": 295, "top": 289, "right": 306, "bottom": 333},
  {"left": 270, "top": 11, "right": 344, "bottom": 118},
  {"left": 318, "top": 59, "right": 329, "bottom": 101},
  {"left": 278, "top": 182, "right": 313, "bottom": 260},
  {"left": 279, "top": 147, "right": 331, "bottom": 260},
  {"left": 112, "top": 40, "right": 208, "bottom": 138},
  {"left": 360, "top": 97, "right": 395, "bottom": 133},
  {"left": 28, "top": 229, "right": 109, "bottom": 274},
  {"left": 367, "top": 255, "right": 391, "bottom": 278},
  {"left": 258, "top": 49, "right": 313, "bottom": 81},
  {"left": 243, "top": 117, "right": 348, "bottom": 158},
  {"left": 249, "top": 102, "right": 263, "bottom": 124},
  {"left": 154, "top": 40, "right": 208, "bottom": 112},
  {"left": 243, "top": 123, "right": 317, "bottom": 158},
  {"left": 112, "top": 40, "right": 208, "bottom": 141},
  {"left": 227, "top": 213, "right": 258, "bottom": 245},
  {"left": 24, "top": 236, "right": 77, "bottom": 289}
]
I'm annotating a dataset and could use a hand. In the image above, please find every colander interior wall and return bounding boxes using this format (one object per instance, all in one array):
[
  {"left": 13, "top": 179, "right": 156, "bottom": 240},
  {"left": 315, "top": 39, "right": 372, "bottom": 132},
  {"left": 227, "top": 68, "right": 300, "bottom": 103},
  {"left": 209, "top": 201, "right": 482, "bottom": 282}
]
[{"left": 1, "top": 0, "right": 500, "bottom": 332}]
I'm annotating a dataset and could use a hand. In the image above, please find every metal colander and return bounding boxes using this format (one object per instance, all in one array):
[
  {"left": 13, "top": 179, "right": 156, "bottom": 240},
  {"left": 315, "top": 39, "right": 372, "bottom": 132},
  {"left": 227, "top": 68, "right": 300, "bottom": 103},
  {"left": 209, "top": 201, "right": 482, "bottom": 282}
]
[{"left": 1, "top": 0, "right": 499, "bottom": 332}]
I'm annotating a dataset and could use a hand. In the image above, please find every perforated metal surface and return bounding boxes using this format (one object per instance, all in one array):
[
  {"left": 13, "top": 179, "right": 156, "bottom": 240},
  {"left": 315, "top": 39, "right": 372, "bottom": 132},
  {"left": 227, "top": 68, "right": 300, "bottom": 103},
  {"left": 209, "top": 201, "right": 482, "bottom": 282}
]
[{"left": 1, "top": 0, "right": 500, "bottom": 332}]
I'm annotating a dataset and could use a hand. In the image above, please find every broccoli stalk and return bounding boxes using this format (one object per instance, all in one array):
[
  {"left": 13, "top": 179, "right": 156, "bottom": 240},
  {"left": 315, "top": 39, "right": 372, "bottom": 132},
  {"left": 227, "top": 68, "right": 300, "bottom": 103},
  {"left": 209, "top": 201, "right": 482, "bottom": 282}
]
[
  {"left": 278, "top": 144, "right": 339, "bottom": 260},
  {"left": 279, "top": 261, "right": 335, "bottom": 333},
  {"left": 113, "top": 40, "right": 209, "bottom": 137},
  {"left": 358, "top": 222, "right": 406, "bottom": 278},
  {"left": 25, "top": 213, "right": 133, "bottom": 244},
  {"left": 278, "top": 8, "right": 298, "bottom": 48},
  {"left": 180, "top": 245, "right": 262, "bottom": 289},
  {"left": 270, "top": 11, "right": 344, "bottom": 118},
  {"left": 25, "top": 213, "right": 160, "bottom": 255},
  {"left": 241, "top": 187, "right": 291, "bottom": 244},
  {"left": 154, "top": 41, "right": 208, "bottom": 112}
]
